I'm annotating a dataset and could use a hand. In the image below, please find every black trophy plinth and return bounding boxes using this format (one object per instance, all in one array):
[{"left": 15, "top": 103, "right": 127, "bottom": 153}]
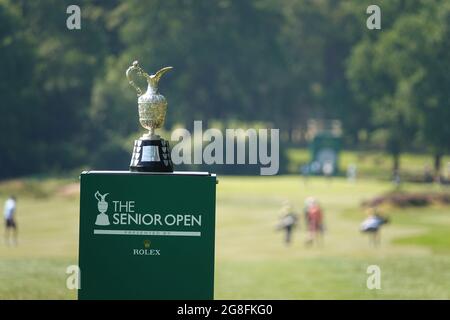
[{"left": 130, "top": 138, "right": 173, "bottom": 172}]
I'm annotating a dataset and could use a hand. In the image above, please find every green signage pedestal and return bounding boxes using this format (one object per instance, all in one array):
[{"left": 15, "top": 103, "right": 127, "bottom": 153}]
[{"left": 78, "top": 171, "right": 217, "bottom": 300}]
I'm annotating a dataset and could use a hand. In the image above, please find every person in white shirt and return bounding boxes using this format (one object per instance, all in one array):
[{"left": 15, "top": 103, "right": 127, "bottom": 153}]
[
  {"left": 360, "top": 207, "right": 389, "bottom": 247},
  {"left": 4, "top": 196, "right": 18, "bottom": 246}
]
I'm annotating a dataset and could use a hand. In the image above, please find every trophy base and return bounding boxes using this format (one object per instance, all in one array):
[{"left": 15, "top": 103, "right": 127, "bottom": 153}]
[{"left": 130, "top": 138, "right": 173, "bottom": 172}]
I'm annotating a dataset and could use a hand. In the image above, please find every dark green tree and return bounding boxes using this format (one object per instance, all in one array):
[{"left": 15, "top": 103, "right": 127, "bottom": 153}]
[
  {"left": 0, "top": 1, "right": 38, "bottom": 177},
  {"left": 347, "top": 0, "right": 447, "bottom": 175}
]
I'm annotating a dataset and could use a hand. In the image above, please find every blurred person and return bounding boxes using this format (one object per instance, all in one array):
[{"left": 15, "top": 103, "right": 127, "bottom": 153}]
[
  {"left": 322, "top": 161, "right": 334, "bottom": 183},
  {"left": 347, "top": 163, "right": 357, "bottom": 183},
  {"left": 424, "top": 164, "right": 433, "bottom": 183},
  {"left": 310, "top": 161, "right": 321, "bottom": 175},
  {"left": 445, "top": 162, "right": 450, "bottom": 182},
  {"left": 4, "top": 195, "right": 18, "bottom": 246},
  {"left": 276, "top": 201, "right": 298, "bottom": 246},
  {"left": 303, "top": 197, "right": 315, "bottom": 228},
  {"left": 305, "top": 199, "right": 324, "bottom": 246},
  {"left": 300, "top": 164, "right": 311, "bottom": 185},
  {"left": 360, "top": 207, "right": 389, "bottom": 247}
]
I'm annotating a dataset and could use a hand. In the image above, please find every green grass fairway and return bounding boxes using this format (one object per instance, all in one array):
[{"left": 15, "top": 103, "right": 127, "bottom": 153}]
[{"left": 0, "top": 176, "right": 449, "bottom": 299}]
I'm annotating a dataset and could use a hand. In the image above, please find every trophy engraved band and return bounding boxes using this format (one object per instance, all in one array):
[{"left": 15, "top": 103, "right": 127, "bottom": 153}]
[{"left": 126, "top": 61, "right": 174, "bottom": 172}]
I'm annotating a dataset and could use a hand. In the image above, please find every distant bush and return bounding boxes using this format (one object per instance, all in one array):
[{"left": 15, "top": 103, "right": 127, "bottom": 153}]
[{"left": 362, "top": 192, "right": 450, "bottom": 208}]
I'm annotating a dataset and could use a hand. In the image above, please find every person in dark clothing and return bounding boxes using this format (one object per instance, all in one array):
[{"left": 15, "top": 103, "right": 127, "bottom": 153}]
[
  {"left": 276, "top": 202, "right": 298, "bottom": 246},
  {"left": 4, "top": 195, "right": 18, "bottom": 246}
]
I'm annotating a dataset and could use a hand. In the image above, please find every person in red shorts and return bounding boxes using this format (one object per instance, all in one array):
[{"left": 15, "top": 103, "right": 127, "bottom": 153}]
[{"left": 305, "top": 199, "right": 324, "bottom": 247}]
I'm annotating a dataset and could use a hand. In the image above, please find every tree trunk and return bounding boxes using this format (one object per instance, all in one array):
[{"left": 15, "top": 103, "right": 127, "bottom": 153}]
[
  {"left": 393, "top": 153, "right": 400, "bottom": 174},
  {"left": 391, "top": 153, "right": 401, "bottom": 187},
  {"left": 434, "top": 153, "right": 442, "bottom": 183}
]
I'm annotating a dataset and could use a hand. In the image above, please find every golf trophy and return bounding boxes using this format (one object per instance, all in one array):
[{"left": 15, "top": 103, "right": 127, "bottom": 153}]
[
  {"left": 126, "top": 61, "right": 174, "bottom": 172},
  {"left": 78, "top": 61, "right": 216, "bottom": 300}
]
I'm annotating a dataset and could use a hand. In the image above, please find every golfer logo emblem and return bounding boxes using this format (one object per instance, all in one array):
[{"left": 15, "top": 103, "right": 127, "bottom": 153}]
[{"left": 94, "top": 191, "right": 110, "bottom": 226}]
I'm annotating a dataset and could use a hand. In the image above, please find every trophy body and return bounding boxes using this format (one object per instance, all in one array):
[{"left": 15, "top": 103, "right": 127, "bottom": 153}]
[{"left": 126, "top": 61, "right": 173, "bottom": 172}]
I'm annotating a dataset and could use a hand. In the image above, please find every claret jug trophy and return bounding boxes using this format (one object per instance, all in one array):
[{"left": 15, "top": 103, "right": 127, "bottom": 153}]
[{"left": 126, "top": 61, "right": 174, "bottom": 172}]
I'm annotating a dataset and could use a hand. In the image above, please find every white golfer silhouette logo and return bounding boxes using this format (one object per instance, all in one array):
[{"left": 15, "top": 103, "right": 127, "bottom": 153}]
[{"left": 94, "top": 191, "right": 110, "bottom": 226}]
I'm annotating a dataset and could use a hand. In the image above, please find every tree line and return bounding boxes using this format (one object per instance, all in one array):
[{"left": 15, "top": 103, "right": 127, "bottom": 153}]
[{"left": 0, "top": 0, "right": 448, "bottom": 178}]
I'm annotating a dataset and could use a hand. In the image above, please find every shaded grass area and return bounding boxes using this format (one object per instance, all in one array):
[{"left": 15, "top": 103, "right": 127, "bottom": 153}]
[
  {"left": 0, "top": 258, "right": 76, "bottom": 299},
  {"left": 393, "top": 226, "right": 450, "bottom": 254},
  {"left": 216, "top": 256, "right": 450, "bottom": 299},
  {"left": 286, "top": 148, "right": 450, "bottom": 179}
]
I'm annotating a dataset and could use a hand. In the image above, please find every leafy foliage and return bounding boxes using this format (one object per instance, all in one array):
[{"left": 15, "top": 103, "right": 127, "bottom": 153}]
[{"left": 0, "top": 0, "right": 448, "bottom": 177}]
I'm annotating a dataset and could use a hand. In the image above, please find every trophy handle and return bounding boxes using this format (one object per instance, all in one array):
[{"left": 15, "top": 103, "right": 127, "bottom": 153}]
[
  {"left": 94, "top": 191, "right": 108, "bottom": 202},
  {"left": 126, "top": 61, "right": 149, "bottom": 97}
]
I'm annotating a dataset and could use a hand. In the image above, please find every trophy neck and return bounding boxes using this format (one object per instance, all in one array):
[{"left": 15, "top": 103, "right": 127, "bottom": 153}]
[
  {"left": 146, "top": 82, "right": 158, "bottom": 95},
  {"left": 141, "top": 130, "right": 160, "bottom": 141}
]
